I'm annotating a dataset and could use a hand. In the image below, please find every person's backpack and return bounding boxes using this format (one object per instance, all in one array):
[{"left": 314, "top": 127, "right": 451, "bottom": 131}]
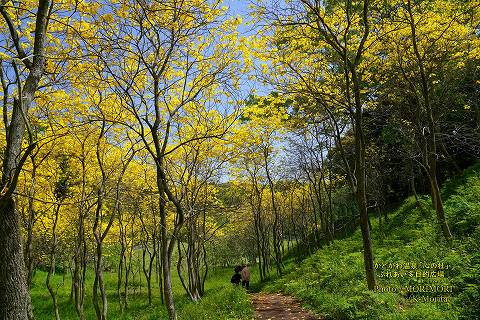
[{"left": 230, "top": 273, "right": 240, "bottom": 284}]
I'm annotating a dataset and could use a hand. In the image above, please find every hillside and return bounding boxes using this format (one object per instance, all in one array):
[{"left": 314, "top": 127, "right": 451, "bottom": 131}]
[{"left": 256, "top": 163, "right": 480, "bottom": 320}]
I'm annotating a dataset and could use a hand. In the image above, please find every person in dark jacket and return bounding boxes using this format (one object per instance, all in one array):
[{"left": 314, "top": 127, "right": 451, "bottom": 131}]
[{"left": 230, "top": 265, "right": 242, "bottom": 285}]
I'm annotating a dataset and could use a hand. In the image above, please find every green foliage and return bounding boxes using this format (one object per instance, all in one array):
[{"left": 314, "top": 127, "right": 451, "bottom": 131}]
[
  {"left": 443, "top": 162, "right": 480, "bottom": 236},
  {"left": 442, "top": 162, "right": 480, "bottom": 198},
  {"left": 383, "top": 303, "right": 458, "bottom": 320},
  {"left": 440, "top": 163, "right": 480, "bottom": 320},
  {"left": 455, "top": 249, "right": 480, "bottom": 320}
]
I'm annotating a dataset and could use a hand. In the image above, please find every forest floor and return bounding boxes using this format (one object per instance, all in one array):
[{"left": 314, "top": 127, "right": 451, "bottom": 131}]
[{"left": 251, "top": 292, "right": 320, "bottom": 320}]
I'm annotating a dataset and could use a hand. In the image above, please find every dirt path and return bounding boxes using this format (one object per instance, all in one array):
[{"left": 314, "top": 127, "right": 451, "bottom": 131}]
[{"left": 251, "top": 293, "right": 320, "bottom": 320}]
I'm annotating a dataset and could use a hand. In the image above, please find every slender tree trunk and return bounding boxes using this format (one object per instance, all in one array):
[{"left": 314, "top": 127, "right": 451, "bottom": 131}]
[
  {"left": 24, "top": 160, "right": 37, "bottom": 288},
  {"left": 124, "top": 219, "right": 135, "bottom": 309},
  {"left": 253, "top": 209, "right": 264, "bottom": 281},
  {"left": 264, "top": 148, "right": 283, "bottom": 275},
  {"left": 158, "top": 178, "right": 176, "bottom": 320},
  {"left": 307, "top": 186, "right": 320, "bottom": 245},
  {"left": 200, "top": 204, "right": 208, "bottom": 296},
  {"left": 117, "top": 218, "right": 126, "bottom": 313},
  {"left": 320, "top": 145, "right": 334, "bottom": 242},
  {"left": 46, "top": 203, "right": 61, "bottom": 320},
  {"left": 409, "top": 159, "right": 420, "bottom": 204},
  {"left": 92, "top": 165, "right": 106, "bottom": 320},
  {"left": 315, "top": 185, "right": 326, "bottom": 245},
  {"left": 92, "top": 241, "right": 108, "bottom": 320},
  {"left": 177, "top": 241, "right": 195, "bottom": 301},
  {"left": 92, "top": 245, "right": 101, "bottom": 317},
  {"left": 428, "top": 164, "right": 452, "bottom": 240},
  {"left": 250, "top": 175, "right": 266, "bottom": 280},
  {"left": 183, "top": 217, "right": 201, "bottom": 302},
  {"left": 139, "top": 201, "right": 156, "bottom": 306},
  {"left": 352, "top": 69, "right": 376, "bottom": 290},
  {"left": 74, "top": 157, "right": 87, "bottom": 320},
  {"left": 162, "top": 241, "right": 176, "bottom": 320},
  {"left": 155, "top": 235, "right": 164, "bottom": 305},
  {"left": 69, "top": 262, "right": 74, "bottom": 302},
  {"left": 142, "top": 246, "right": 155, "bottom": 305},
  {"left": 200, "top": 246, "right": 208, "bottom": 295},
  {"left": 406, "top": 0, "right": 452, "bottom": 241}
]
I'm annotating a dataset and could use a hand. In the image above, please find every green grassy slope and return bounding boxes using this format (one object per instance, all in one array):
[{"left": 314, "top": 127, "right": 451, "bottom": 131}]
[{"left": 260, "top": 163, "right": 480, "bottom": 320}]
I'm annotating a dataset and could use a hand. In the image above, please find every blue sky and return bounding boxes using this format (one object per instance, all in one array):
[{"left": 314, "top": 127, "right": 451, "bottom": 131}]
[
  {"left": 225, "top": 0, "right": 252, "bottom": 22},
  {"left": 223, "top": 0, "right": 274, "bottom": 99}
]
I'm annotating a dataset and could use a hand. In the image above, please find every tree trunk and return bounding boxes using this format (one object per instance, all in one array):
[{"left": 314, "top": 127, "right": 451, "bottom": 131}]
[
  {"left": 177, "top": 241, "right": 195, "bottom": 301},
  {"left": 117, "top": 218, "right": 126, "bottom": 313},
  {"left": 264, "top": 148, "right": 283, "bottom": 275},
  {"left": 155, "top": 235, "right": 164, "bottom": 305},
  {"left": 92, "top": 172, "right": 105, "bottom": 320},
  {"left": 0, "top": 0, "right": 50, "bottom": 315},
  {"left": 24, "top": 159, "right": 37, "bottom": 288},
  {"left": 406, "top": 0, "right": 452, "bottom": 241},
  {"left": 352, "top": 70, "right": 376, "bottom": 291},
  {"left": 142, "top": 246, "right": 155, "bottom": 305},
  {"left": 253, "top": 209, "right": 264, "bottom": 281},
  {"left": 0, "top": 198, "right": 32, "bottom": 320},
  {"left": 162, "top": 243, "right": 176, "bottom": 320},
  {"left": 428, "top": 164, "right": 452, "bottom": 240},
  {"left": 73, "top": 158, "right": 87, "bottom": 320},
  {"left": 46, "top": 203, "right": 61, "bottom": 320},
  {"left": 158, "top": 181, "right": 177, "bottom": 320}
]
